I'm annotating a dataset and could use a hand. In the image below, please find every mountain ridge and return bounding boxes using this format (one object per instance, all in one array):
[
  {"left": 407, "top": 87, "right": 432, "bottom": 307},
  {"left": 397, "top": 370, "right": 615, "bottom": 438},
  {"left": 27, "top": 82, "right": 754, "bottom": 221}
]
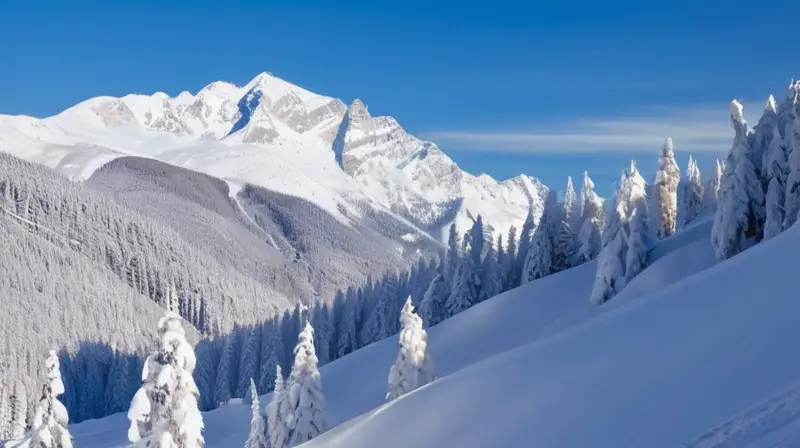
[{"left": 0, "top": 71, "right": 547, "bottom": 239}]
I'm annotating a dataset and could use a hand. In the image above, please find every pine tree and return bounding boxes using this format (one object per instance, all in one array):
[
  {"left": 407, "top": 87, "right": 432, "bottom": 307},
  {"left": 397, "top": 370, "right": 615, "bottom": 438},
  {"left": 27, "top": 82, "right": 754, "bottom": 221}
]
[
  {"left": 763, "top": 125, "right": 787, "bottom": 240},
  {"left": 9, "top": 379, "right": 28, "bottom": 440},
  {"left": 651, "top": 138, "right": 680, "bottom": 239},
  {"left": 564, "top": 176, "right": 582, "bottom": 233},
  {"left": 79, "top": 348, "right": 104, "bottom": 421},
  {"left": 590, "top": 226, "right": 626, "bottom": 305},
  {"left": 576, "top": 171, "right": 603, "bottom": 264},
  {"left": 361, "top": 274, "right": 399, "bottom": 346},
  {"left": 0, "top": 381, "right": 11, "bottom": 440},
  {"left": 706, "top": 158, "right": 724, "bottom": 207},
  {"left": 193, "top": 342, "right": 218, "bottom": 412},
  {"left": 445, "top": 224, "right": 460, "bottom": 282},
  {"left": 712, "top": 100, "right": 767, "bottom": 262},
  {"left": 782, "top": 87, "right": 800, "bottom": 229},
  {"left": 213, "top": 334, "right": 235, "bottom": 407},
  {"left": 386, "top": 298, "right": 436, "bottom": 401},
  {"left": 244, "top": 379, "right": 268, "bottom": 448},
  {"left": 258, "top": 317, "right": 284, "bottom": 395},
  {"left": 267, "top": 366, "right": 289, "bottom": 448},
  {"left": 504, "top": 225, "right": 518, "bottom": 288},
  {"left": 680, "top": 156, "right": 705, "bottom": 228},
  {"left": 553, "top": 219, "right": 577, "bottom": 272},
  {"left": 237, "top": 327, "right": 261, "bottom": 400},
  {"left": 576, "top": 217, "right": 602, "bottom": 265},
  {"left": 468, "top": 215, "right": 485, "bottom": 268},
  {"left": 479, "top": 243, "right": 504, "bottom": 301},
  {"left": 624, "top": 165, "right": 653, "bottom": 283},
  {"left": 495, "top": 234, "right": 506, "bottom": 288},
  {"left": 446, "top": 254, "right": 477, "bottom": 317},
  {"left": 522, "top": 191, "right": 559, "bottom": 283},
  {"left": 127, "top": 312, "right": 204, "bottom": 447},
  {"left": 418, "top": 269, "right": 448, "bottom": 328},
  {"left": 751, "top": 94, "right": 780, "bottom": 179},
  {"left": 522, "top": 222, "right": 553, "bottom": 283},
  {"left": 335, "top": 291, "right": 360, "bottom": 358},
  {"left": 515, "top": 207, "right": 536, "bottom": 286},
  {"left": 285, "top": 323, "right": 326, "bottom": 446},
  {"left": 103, "top": 345, "right": 131, "bottom": 416},
  {"left": 590, "top": 161, "right": 652, "bottom": 304},
  {"left": 311, "top": 303, "right": 332, "bottom": 367},
  {"left": 26, "top": 350, "right": 72, "bottom": 448}
]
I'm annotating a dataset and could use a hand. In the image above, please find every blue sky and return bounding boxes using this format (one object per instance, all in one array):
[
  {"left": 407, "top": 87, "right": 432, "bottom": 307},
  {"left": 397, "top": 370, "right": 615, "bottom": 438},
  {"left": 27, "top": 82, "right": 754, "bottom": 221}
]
[{"left": 1, "top": 0, "right": 798, "bottom": 195}]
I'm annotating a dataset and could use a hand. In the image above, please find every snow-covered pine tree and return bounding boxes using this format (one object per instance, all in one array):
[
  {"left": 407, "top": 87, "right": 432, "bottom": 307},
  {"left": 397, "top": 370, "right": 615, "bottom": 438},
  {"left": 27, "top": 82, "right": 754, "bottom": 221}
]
[
  {"left": 468, "top": 215, "right": 485, "bottom": 268},
  {"left": 576, "top": 171, "right": 603, "bottom": 264},
  {"left": 127, "top": 312, "right": 204, "bottom": 448},
  {"left": 213, "top": 334, "right": 235, "bottom": 407},
  {"left": 680, "top": 156, "right": 705, "bottom": 228},
  {"left": 418, "top": 267, "right": 448, "bottom": 328},
  {"left": 564, "top": 176, "right": 582, "bottom": 234},
  {"left": 765, "top": 176, "right": 785, "bottom": 240},
  {"left": 623, "top": 163, "right": 653, "bottom": 283},
  {"left": 712, "top": 100, "right": 767, "bottom": 262},
  {"left": 515, "top": 207, "right": 536, "bottom": 286},
  {"left": 259, "top": 317, "right": 285, "bottom": 395},
  {"left": 782, "top": 84, "right": 800, "bottom": 229},
  {"left": 335, "top": 289, "right": 361, "bottom": 359},
  {"left": 244, "top": 379, "right": 268, "bottom": 448},
  {"left": 236, "top": 327, "right": 261, "bottom": 400},
  {"left": 576, "top": 217, "right": 601, "bottom": 265},
  {"left": 706, "top": 158, "right": 724, "bottom": 207},
  {"left": 764, "top": 126, "right": 787, "bottom": 240},
  {"left": 553, "top": 218, "right": 577, "bottom": 272},
  {"left": 651, "top": 138, "right": 680, "bottom": 239},
  {"left": 591, "top": 170, "right": 628, "bottom": 305},
  {"left": 479, "top": 243, "right": 504, "bottom": 302},
  {"left": 360, "top": 273, "right": 400, "bottom": 346},
  {"left": 504, "top": 225, "right": 518, "bottom": 289},
  {"left": 9, "top": 379, "right": 28, "bottom": 440},
  {"left": 311, "top": 303, "right": 332, "bottom": 367},
  {"left": 0, "top": 381, "right": 10, "bottom": 440},
  {"left": 522, "top": 191, "right": 559, "bottom": 283},
  {"left": 79, "top": 348, "right": 105, "bottom": 422},
  {"left": 267, "top": 366, "right": 289, "bottom": 448},
  {"left": 590, "top": 225, "right": 626, "bottom": 305},
  {"left": 495, "top": 234, "right": 506, "bottom": 287},
  {"left": 285, "top": 323, "right": 326, "bottom": 447},
  {"left": 192, "top": 342, "right": 218, "bottom": 412},
  {"left": 751, "top": 95, "right": 780, "bottom": 179},
  {"left": 103, "top": 344, "right": 131, "bottom": 416},
  {"left": 590, "top": 161, "right": 652, "bottom": 304},
  {"left": 522, "top": 221, "right": 553, "bottom": 283},
  {"left": 445, "top": 224, "right": 461, "bottom": 282},
  {"left": 26, "top": 350, "right": 72, "bottom": 448},
  {"left": 386, "top": 298, "right": 436, "bottom": 401},
  {"left": 446, "top": 250, "right": 478, "bottom": 317}
]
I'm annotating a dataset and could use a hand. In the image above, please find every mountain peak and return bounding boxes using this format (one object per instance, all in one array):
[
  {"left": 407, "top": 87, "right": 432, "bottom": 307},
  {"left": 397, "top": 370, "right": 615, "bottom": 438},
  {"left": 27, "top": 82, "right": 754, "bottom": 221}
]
[
  {"left": 765, "top": 94, "right": 777, "bottom": 115},
  {"left": 348, "top": 99, "right": 371, "bottom": 123}
]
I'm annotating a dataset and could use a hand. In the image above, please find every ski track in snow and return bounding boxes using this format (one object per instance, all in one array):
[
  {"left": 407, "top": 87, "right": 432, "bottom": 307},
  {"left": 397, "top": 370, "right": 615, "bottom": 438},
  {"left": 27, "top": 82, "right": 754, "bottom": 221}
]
[{"left": 685, "top": 382, "right": 800, "bottom": 448}]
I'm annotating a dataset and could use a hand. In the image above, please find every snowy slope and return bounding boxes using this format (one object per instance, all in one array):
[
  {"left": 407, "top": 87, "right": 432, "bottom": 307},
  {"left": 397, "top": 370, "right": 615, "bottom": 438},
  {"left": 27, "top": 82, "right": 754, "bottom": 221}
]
[
  {"left": 69, "top": 216, "right": 723, "bottom": 447},
  {"left": 305, "top": 221, "right": 800, "bottom": 447},
  {"left": 0, "top": 72, "right": 546, "bottom": 238}
]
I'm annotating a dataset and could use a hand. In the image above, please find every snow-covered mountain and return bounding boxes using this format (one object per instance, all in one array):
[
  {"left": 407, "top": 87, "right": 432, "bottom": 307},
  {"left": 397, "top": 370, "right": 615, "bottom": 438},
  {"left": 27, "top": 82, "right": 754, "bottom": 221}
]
[{"left": 0, "top": 72, "right": 547, "bottom": 239}]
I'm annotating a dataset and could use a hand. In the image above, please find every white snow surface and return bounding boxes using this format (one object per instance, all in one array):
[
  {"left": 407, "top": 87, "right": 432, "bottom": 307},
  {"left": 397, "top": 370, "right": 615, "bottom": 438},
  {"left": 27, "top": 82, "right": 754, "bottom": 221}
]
[
  {"left": 0, "top": 72, "right": 545, "bottom": 237},
  {"left": 70, "top": 214, "right": 800, "bottom": 447}
]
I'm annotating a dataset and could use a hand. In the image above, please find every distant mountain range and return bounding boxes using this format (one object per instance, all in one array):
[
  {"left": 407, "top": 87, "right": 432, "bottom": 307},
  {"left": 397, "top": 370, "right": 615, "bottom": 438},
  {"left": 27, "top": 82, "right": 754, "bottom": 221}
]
[{"left": 0, "top": 72, "right": 547, "bottom": 241}]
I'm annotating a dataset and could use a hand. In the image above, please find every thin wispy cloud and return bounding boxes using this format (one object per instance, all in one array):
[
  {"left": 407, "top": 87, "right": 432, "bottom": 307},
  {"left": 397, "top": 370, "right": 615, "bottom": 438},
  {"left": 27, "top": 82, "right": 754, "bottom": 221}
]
[{"left": 424, "top": 102, "right": 764, "bottom": 154}]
